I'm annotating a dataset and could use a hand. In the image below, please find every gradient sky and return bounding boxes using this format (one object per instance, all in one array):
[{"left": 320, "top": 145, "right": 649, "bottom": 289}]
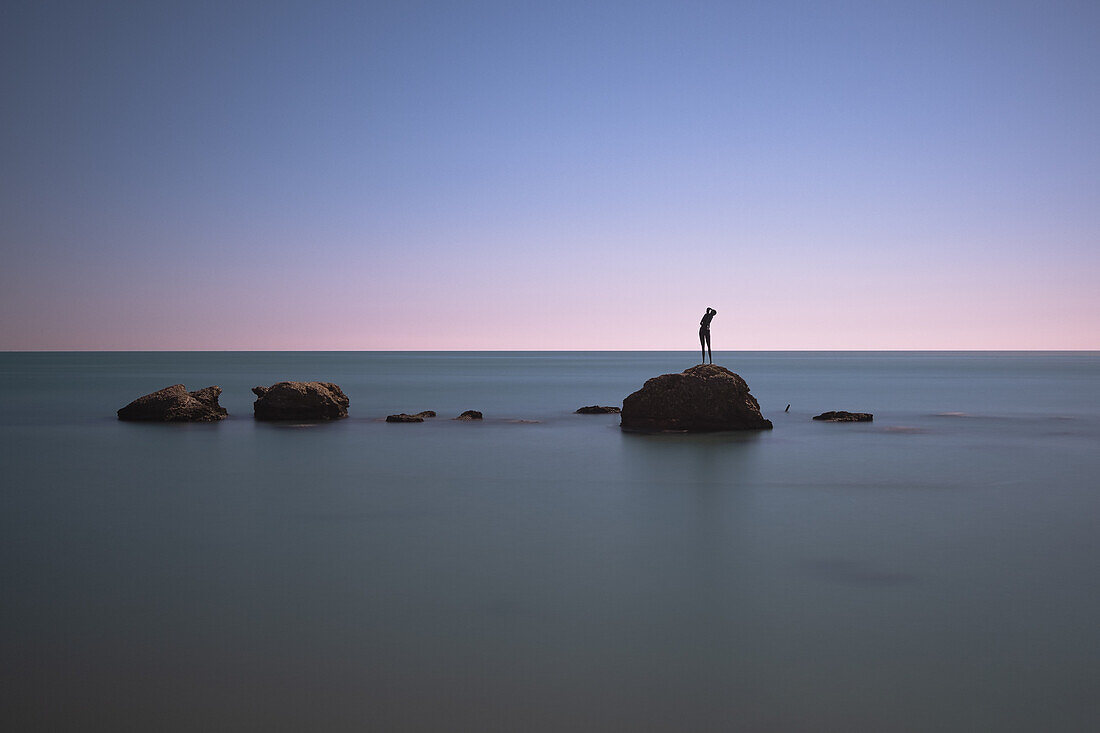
[{"left": 2, "top": 0, "right": 1098, "bottom": 350}]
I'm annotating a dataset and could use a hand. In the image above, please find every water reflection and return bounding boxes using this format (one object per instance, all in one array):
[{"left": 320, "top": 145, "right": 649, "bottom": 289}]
[{"left": 616, "top": 429, "right": 767, "bottom": 639}]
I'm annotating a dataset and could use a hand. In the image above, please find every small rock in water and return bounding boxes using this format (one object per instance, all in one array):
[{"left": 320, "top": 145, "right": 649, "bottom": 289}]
[
  {"left": 455, "top": 410, "right": 483, "bottom": 420},
  {"left": 813, "top": 411, "right": 873, "bottom": 422},
  {"left": 117, "top": 384, "right": 228, "bottom": 422},
  {"left": 386, "top": 411, "right": 436, "bottom": 422},
  {"left": 386, "top": 413, "right": 424, "bottom": 423},
  {"left": 575, "top": 405, "right": 621, "bottom": 414}
]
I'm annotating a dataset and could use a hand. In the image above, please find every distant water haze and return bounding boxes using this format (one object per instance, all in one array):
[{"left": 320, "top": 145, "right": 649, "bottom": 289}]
[{"left": 2, "top": 351, "right": 1099, "bottom": 730}]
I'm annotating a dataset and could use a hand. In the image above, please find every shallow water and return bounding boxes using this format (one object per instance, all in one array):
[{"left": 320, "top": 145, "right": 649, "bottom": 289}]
[{"left": 2, "top": 352, "right": 1099, "bottom": 731}]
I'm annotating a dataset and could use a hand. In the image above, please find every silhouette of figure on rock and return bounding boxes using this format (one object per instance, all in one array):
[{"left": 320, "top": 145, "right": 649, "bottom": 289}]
[{"left": 699, "top": 307, "right": 717, "bottom": 364}]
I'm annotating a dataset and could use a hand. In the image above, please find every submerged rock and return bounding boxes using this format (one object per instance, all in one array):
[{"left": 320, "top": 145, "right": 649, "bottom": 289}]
[
  {"left": 813, "top": 411, "right": 873, "bottom": 422},
  {"left": 575, "top": 405, "right": 621, "bottom": 414},
  {"left": 252, "top": 381, "right": 349, "bottom": 421},
  {"left": 454, "top": 410, "right": 483, "bottom": 421},
  {"left": 117, "top": 384, "right": 228, "bottom": 422},
  {"left": 620, "top": 364, "right": 772, "bottom": 432}
]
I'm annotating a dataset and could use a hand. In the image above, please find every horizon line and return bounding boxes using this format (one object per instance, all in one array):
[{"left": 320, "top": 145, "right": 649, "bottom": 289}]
[{"left": 4, "top": 349, "right": 1099, "bottom": 354}]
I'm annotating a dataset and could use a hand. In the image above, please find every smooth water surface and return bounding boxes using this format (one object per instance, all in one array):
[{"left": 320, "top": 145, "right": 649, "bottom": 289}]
[{"left": 2, "top": 352, "right": 1099, "bottom": 731}]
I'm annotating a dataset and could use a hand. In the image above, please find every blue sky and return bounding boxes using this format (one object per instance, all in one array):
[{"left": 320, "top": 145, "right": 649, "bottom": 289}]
[{"left": 2, "top": 0, "right": 1098, "bottom": 349}]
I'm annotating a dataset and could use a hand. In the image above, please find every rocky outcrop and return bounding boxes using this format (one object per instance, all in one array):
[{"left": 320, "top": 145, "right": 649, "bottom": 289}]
[
  {"left": 455, "top": 410, "right": 483, "bottom": 421},
  {"left": 252, "top": 382, "right": 349, "bottom": 421},
  {"left": 386, "top": 411, "right": 435, "bottom": 423},
  {"left": 813, "top": 411, "right": 873, "bottom": 422},
  {"left": 620, "top": 364, "right": 772, "bottom": 432},
  {"left": 117, "top": 384, "right": 228, "bottom": 422},
  {"left": 576, "top": 405, "right": 621, "bottom": 414}
]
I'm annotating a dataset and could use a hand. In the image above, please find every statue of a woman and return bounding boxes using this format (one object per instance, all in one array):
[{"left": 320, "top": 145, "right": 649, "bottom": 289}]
[{"left": 699, "top": 307, "right": 717, "bottom": 364}]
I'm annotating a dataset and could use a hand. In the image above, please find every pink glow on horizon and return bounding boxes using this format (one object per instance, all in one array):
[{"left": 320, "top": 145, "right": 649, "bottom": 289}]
[{"left": 3, "top": 225, "right": 1097, "bottom": 351}]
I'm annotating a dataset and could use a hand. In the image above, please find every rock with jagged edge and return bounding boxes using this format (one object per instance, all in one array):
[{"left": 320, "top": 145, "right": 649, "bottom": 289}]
[{"left": 117, "top": 384, "right": 227, "bottom": 422}]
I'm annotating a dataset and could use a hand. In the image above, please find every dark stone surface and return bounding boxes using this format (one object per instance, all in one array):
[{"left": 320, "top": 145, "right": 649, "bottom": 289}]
[
  {"left": 455, "top": 410, "right": 483, "bottom": 421},
  {"left": 813, "top": 411, "right": 873, "bottom": 422},
  {"left": 385, "top": 411, "right": 431, "bottom": 422},
  {"left": 117, "top": 384, "right": 228, "bottom": 422},
  {"left": 575, "top": 405, "right": 622, "bottom": 414},
  {"left": 620, "top": 364, "right": 772, "bottom": 432},
  {"left": 251, "top": 381, "right": 349, "bottom": 421}
]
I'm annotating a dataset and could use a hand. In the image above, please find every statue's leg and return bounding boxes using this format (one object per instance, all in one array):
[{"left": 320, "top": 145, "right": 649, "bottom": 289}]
[{"left": 699, "top": 328, "right": 706, "bottom": 363}]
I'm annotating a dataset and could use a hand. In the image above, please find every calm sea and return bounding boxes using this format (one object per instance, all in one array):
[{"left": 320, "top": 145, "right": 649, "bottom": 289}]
[{"left": 2, "top": 351, "right": 1099, "bottom": 731}]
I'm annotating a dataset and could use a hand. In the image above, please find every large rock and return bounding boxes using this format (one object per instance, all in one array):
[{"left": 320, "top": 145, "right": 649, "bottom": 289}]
[
  {"left": 620, "top": 364, "right": 772, "bottom": 432},
  {"left": 252, "top": 381, "right": 349, "bottom": 421},
  {"left": 117, "top": 384, "right": 227, "bottom": 422}
]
